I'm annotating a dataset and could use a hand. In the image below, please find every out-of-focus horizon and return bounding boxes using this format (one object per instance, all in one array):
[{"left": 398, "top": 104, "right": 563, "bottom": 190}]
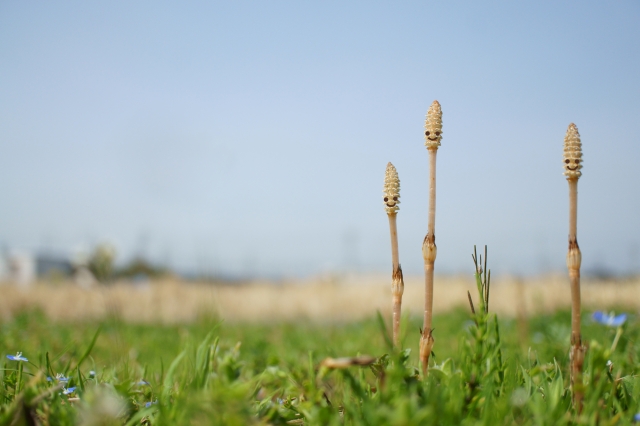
[{"left": 1, "top": 2, "right": 639, "bottom": 281}]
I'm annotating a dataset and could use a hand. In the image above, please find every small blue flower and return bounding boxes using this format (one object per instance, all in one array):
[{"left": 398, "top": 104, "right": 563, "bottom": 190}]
[
  {"left": 46, "top": 376, "right": 53, "bottom": 382},
  {"left": 634, "top": 412, "right": 640, "bottom": 422},
  {"left": 592, "top": 311, "right": 627, "bottom": 327},
  {"left": 62, "top": 387, "right": 76, "bottom": 395},
  {"left": 56, "top": 374, "right": 70, "bottom": 382},
  {"left": 7, "top": 352, "right": 29, "bottom": 362},
  {"left": 145, "top": 400, "right": 157, "bottom": 408},
  {"left": 6, "top": 352, "right": 28, "bottom": 362},
  {"left": 137, "top": 380, "right": 150, "bottom": 386}
]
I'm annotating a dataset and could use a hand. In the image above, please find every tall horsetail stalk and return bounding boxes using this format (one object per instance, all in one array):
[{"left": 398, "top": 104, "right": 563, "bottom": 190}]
[
  {"left": 383, "top": 162, "right": 404, "bottom": 348},
  {"left": 420, "top": 100, "right": 442, "bottom": 375},
  {"left": 564, "top": 123, "right": 585, "bottom": 409}
]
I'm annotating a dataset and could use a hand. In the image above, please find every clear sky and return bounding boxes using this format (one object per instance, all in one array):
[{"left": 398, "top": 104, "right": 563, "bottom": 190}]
[{"left": 1, "top": 1, "right": 639, "bottom": 278}]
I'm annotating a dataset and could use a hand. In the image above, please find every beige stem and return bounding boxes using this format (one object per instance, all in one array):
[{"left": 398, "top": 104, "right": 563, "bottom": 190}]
[
  {"left": 569, "top": 179, "right": 578, "bottom": 239},
  {"left": 392, "top": 292, "right": 402, "bottom": 349},
  {"left": 420, "top": 262, "right": 435, "bottom": 376},
  {"left": 423, "top": 262, "right": 434, "bottom": 344},
  {"left": 569, "top": 269, "right": 584, "bottom": 412},
  {"left": 569, "top": 268, "right": 581, "bottom": 345},
  {"left": 428, "top": 150, "right": 437, "bottom": 235},
  {"left": 567, "top": 178, "right": 585, "bottom": 411},
  {"left": 567, "top": 179, "right": 581, "bottom": 344},
  {"left": 420, "top": 148, "right": 438, "bottom": 375},
  {"left": 388, "top": 213, "right": 403, "bottom": 348},
  {"left": 388, "top": 214, "right": 399, "bottom": 268}
]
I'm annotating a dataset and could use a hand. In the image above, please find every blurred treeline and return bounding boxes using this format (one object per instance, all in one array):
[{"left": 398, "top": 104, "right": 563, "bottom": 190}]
[{"left": 86, "top": 244, "right": 170, "bottom": 283}]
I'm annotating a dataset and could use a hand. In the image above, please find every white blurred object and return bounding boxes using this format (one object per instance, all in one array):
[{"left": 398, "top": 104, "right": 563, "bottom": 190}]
[
  {"left": 71, "top": 247, "right": 97, "bottom": 288},
  {"left": 8, "top": 251, "right": 35, "bottom": 287},
  {"left": 0, "top": 255, "right": 8, "bottom": 281},
  {"left": 74, "top": 266, "right": 97, "bottom": 289}
]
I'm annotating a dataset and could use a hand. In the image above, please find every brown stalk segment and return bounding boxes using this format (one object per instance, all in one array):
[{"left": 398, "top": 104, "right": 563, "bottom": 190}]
[
  {"left": 419, "top": 327, "right": 435, "bottom": 375},
  {"left": 564, "top": 123, "right": 586, "bottom": 411},
  {"left": 420, "top": 100, "right": 442, "bottom": 376},
  {"left": 467, "top": 291, "right": 476, "bottom": 315}
]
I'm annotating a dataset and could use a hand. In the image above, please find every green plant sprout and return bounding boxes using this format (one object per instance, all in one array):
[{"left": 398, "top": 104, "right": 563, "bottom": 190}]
[{"left": 462, "top": 246, "right": 505, "bottom": 417}]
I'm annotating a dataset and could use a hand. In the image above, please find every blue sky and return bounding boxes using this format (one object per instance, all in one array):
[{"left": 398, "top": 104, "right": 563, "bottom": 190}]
[{"left": 1, "top": 1, "right": 639, "bottom": 277}]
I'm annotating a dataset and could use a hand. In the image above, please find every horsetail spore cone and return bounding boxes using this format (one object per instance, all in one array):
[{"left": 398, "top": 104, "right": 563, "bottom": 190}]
[
  {"left": 564, "top": 123, "right": 583, "bottom": 180},
  {"left": 384, "top": 162, "right": 404, "bottom": 348},
  {"left": 564, "top": 123, "right": 585, "bottom": 410},
  {"left": 383, "top": 162, "right": 401, "bottom": 214},
  {"left": 424, "top": 100, "right": 443, "bottom": 150},
  {"left": 420, "top": 100, "right": 442, "bottom": 375}
]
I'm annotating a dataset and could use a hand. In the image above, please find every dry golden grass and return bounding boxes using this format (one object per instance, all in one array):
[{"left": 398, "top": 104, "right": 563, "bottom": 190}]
[{"left": 0, "top": 274, "right": 638, "bottom": 324}]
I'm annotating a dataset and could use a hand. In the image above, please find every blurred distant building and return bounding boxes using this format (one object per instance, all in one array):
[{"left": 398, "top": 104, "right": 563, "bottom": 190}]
[
  {"left": 36, "top": 254, "right": 74, "bottom": 277},
  {"left": 0, "top": 250, "right": 97, "bottom": 287}
]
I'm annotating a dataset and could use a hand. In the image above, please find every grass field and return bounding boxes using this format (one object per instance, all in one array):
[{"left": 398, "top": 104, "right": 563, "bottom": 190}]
[{"left": 1, "top": 275, "right": 639, "bottom": 424}]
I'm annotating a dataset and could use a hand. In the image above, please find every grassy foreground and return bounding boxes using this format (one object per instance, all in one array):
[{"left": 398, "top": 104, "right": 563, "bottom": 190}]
[{"left": 0, "top": 304, "right": 638, "bottom": 425}]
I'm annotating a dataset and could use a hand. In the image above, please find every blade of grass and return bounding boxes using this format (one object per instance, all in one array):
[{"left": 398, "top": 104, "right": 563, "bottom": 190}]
[
  {"left": 162, "top": 351, "right": 186, "bottom": 403},
  {"left": 70, "top": 326, "right": 102, "bottom": 372},
  {"left": 76, "top": 366, "right": 85, "bottom": 392},
  {"left": 376, "top": 310, "right": 393, "bottom": 351},
  {"left": 45, "top": 353, "right": 55, "bottom": 380}
]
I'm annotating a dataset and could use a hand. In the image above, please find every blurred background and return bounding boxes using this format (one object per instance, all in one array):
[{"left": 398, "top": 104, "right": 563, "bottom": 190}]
[{"left": 1, "top": 1, "right": 639, "bottom": 289}]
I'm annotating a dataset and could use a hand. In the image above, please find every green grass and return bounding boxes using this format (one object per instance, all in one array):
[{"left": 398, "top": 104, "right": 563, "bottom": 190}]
[{"left": 0, "top": 300, "right": 638, "bottom": 424}]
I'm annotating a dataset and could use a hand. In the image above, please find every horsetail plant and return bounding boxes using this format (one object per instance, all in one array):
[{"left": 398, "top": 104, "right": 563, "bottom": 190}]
[
  {"left": 383, "top": 162, "right": 404, "bottom": 348},
  {"left": 420, "top": 100, "right": 442, "bottom": 375},
  {"left": 563, "top": 123, "right": 586, "bottom": 409}
]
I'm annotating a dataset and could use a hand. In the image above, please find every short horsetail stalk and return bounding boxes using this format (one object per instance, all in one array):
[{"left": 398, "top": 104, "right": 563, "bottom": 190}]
[
  {"left": 383, "top": 162, "right": 404, "bottom": 348},
  {"left": 420, "top": 100, "right": 442, "bottom": 375},
  {"left": 564, "top": 123, "right": 585, "bottom": 410}
]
